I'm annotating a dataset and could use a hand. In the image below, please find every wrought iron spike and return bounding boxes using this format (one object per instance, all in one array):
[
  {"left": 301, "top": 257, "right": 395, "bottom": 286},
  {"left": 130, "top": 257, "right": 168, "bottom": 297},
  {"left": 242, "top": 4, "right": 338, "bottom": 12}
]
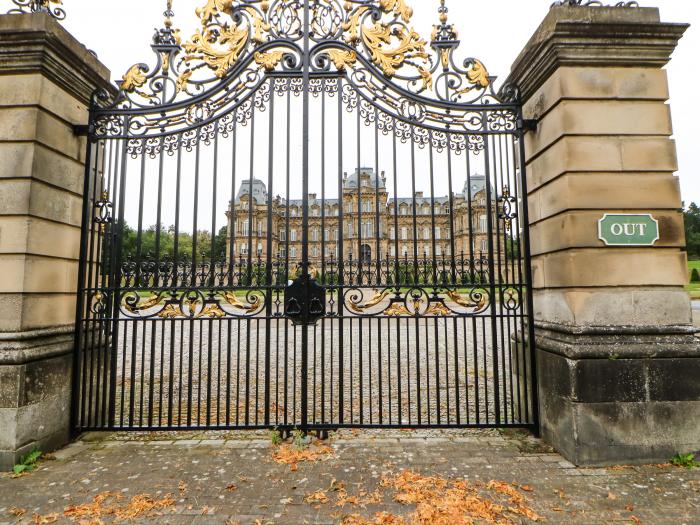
[{"left": 6, "top": 0, "right": 66, "bottom": 20}]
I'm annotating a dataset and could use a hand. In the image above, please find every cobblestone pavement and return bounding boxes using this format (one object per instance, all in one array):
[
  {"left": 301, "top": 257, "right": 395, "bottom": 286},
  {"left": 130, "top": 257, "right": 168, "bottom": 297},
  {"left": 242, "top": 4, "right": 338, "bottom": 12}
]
[{"left": 1, "top": 430, "right": 699, "bottom": 525}]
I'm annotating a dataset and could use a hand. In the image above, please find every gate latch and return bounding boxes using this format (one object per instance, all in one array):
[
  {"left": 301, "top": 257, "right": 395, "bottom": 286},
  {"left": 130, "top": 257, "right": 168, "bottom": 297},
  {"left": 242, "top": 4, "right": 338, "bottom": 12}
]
[{"left": 284, "top": 274, "right": 326, "bottom": 326}]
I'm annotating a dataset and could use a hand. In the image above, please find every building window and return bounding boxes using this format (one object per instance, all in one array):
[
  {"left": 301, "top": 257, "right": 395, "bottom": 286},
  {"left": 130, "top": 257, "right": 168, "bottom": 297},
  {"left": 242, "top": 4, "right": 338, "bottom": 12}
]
[
  {"left": 423, "top": 227, "right": 429, "bottom": 240},
  {"left": 290, "top": 247, "right": 297, "bottom": 259},
  {"left": 280, "top": 230, "right": 286, "bottom": 242},
  {"left": 479, "top": 215, "right": 487, "bottom": 233},
  {"left": 435, "top": 227, "right": 441, "bottom": 240},
  {"left": 290, "top": 229, "right": 297, "bottom": 242},
  {"left": 242, "top": 220, "right": 249, "bottom": 236},
  {"left": 390, "top": 227, "right": 395, "bottom": 240},
  {"left": 402, "top": 245, "right": 408, "bottom": 257},
  {"left": 257, "top": 243, "right": 263, "bottom": 256},
  {"left": 346, "top": 202, "right": 353, "bottom": 213},
  {"left": 279, "top": 248, "right": 286, "bottom": 258},
  {"left": 401, "top": 227, "right": 408, "bottom": 240},
  {"left": 312, "top": 229, "right": 319, "bottom": 242},
  {"left": 481, "top": 239, "right": 488, "bottom": 253},
  {"left": 436, "top": 246, "right": 442, "bottom": 257},
  {"left": 240, "top": 243, "right": 248, "bottom": 256},
  {"left": 258, "top": 222, "right": 263, "bottom": 237}
]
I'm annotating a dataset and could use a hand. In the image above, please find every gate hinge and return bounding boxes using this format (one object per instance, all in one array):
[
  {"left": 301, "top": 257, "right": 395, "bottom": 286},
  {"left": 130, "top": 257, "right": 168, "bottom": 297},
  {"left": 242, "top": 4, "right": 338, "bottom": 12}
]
[
  {"left": 73, "top": 124, "right": 91, "bottom": 136},
  {"left": 518, "top": 118, "right": 538, "bottom": 133}
]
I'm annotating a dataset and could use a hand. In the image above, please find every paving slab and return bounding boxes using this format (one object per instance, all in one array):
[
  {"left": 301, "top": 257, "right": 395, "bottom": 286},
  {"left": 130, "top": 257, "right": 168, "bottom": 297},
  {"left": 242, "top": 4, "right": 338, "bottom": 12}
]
[{"left": 0, "top": 429, "right": 698, "bottom": 524}]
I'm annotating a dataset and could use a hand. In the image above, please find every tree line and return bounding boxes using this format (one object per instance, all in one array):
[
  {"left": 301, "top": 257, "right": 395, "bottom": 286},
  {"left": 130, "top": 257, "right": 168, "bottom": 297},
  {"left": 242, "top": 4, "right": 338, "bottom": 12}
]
[
  {"left": 120, "top": 225, "right": 229, "bottom": 261},
  {"left": 685, "top": 203, "right": 700, "bottom": 260}
]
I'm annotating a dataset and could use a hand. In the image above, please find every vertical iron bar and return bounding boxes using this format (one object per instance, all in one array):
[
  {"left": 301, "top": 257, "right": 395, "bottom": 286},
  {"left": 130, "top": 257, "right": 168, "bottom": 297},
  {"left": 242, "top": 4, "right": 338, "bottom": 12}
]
[
  {"left": 300, "top": 0, "right": 311, "bottom": 432},
  {"left": 265, "top": 77, "right": 276, "bottom": 427}
]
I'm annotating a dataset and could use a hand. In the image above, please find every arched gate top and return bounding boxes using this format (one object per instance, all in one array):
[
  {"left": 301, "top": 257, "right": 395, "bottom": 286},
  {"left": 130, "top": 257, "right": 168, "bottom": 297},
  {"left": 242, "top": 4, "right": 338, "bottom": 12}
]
[{"left": 91, "top": 0, "right": 521, "bottom": 139}]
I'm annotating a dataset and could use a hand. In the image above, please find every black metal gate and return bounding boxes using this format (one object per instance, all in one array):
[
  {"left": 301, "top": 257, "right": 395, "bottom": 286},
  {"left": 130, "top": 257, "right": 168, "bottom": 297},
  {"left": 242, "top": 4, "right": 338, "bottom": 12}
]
[{"left": 73, "top": 0, "right": 538, "bottom": 432}]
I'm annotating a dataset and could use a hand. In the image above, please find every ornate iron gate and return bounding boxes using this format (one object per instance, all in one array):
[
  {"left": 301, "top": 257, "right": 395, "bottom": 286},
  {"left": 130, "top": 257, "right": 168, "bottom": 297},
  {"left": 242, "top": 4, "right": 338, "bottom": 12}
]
[{"left": 73, "top": 0, "right": 538, "bottom": 432}]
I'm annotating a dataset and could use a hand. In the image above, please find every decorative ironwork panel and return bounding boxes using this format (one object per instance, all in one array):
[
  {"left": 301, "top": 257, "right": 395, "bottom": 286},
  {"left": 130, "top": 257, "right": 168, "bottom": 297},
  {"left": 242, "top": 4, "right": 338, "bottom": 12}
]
[{"left": 74, "top": 0, "right": 538, "bottom": 434}]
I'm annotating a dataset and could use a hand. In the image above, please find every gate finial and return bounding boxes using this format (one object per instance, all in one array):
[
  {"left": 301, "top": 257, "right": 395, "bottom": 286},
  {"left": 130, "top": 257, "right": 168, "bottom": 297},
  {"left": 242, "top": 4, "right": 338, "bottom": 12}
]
[
  {"left": 153, "top": 0, "right": 180, "bottom": 47},
  {"left": 432, "top": 0, "right": 458, "bottom": 42}
]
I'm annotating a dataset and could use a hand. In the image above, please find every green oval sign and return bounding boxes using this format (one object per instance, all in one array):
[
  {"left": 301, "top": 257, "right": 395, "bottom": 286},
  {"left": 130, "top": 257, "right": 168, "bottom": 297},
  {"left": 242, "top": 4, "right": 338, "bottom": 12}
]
[{"left": 598, "top": 214, "right": 659, "bottom": 246}]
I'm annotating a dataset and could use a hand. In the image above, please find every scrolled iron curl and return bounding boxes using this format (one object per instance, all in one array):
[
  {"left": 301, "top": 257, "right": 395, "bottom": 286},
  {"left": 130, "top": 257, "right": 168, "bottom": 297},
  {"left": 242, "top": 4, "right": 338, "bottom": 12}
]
[{"left": 500, "top": 287, "right": 521, "bottom": 311}]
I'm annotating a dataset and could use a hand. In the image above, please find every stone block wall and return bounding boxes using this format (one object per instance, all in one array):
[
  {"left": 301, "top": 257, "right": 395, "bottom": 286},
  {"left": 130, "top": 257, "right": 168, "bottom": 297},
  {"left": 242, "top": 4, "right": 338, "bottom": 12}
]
[
  {"left": 0, "top": 13, "right": 111, "bottom": 469},
  {"left": 507, "top": 6, "right": 699, "bottom": 465}
]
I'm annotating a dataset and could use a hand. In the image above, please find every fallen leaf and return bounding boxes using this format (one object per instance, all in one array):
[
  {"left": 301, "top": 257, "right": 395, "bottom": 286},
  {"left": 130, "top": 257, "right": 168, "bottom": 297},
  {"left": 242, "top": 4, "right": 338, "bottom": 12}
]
[
  {"left": 608, "top": 492, "right": 618, "bottom": 500},
  {"left": 271, "top": 442, "right": 333, "bottom": 471},
  {"left": 305, "top": 490, "right": 330, "bottom": 505},
  {"left": 226, "top": 484, "right": 238, "bottom": 492},
  {"left": 33, "top": 513, "right": 59, "bottom": 524},
  {"left": 9, "top": 507, "right": 26, "bottom": 517}
]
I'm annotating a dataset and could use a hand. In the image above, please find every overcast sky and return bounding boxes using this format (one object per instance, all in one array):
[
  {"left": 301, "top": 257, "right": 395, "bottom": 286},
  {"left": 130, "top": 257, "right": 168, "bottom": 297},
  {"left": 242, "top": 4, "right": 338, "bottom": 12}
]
[{"left": 59, "top": 0, "right": 700, "bottom": 221}]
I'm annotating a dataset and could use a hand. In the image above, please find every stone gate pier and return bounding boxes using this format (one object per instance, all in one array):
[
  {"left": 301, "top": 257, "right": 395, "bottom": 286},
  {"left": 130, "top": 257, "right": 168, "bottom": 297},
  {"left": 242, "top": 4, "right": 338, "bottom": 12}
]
[
  {"left": 0, "top": 13, "right": 111, "bottom": 470},
  {"left": 507, "top": 5, "right": 698, "bottom": 465}
]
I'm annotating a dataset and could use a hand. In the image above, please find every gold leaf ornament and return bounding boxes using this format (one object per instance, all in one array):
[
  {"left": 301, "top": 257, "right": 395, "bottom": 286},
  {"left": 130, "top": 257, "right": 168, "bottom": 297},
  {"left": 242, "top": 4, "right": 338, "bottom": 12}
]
[
  {"left": 384, "top": 302, "right": 411, "bottom": 317},
  {"left": 243, "top": 6, "right": 271, "bottom": 44},
  {"left": 348, "top": 289, "right": 389, "bottom": 313},
  {"left": 183, "top": 23, "right": 249, "bottom": 78},
  {"left": 175, "top": 69, "right": 193, "bottom": 93},
  {"left": 342, "top": 6, "right": 368, "bottom": 44},
  {"left": 121, "top": 64, "right": 148, "bottom": 92},
  {"left": 195, "top": 0, "right": 233, "bottom": 24},
  {"left": 426, "top": 302, "right": 451, "bottom": 316},
  {"left": 124, "top": 294, "right": 161, "bottom": 313},
  {"left": 379, "top": 0, "right": 413, "bottom": 23},
  {"left": 362, "top": 23, "right": 428, "bottom": 78},
  {"left": 254, "top": 50, "right": 284, "bottom": 71},
  {"left": 457, "top": 59, "right": 490, "bottom": 94},
  {"left": 223, "top": 291, "right": 261, "bottom": 311},
  {"left": 195, "top": 304, "right": 227, "bottom": 319},
  {"left": 325, "top": 49, "right": 357, "bottom": 70}
]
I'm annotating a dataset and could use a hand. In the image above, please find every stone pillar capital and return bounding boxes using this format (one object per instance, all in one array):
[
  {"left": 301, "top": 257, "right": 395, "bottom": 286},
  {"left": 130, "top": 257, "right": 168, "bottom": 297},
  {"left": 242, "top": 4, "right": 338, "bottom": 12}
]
[
  {"left": 506, "top": 6, "right": 688, "bottom": 102},
  {"left": 0, "top": 12, "right": 113, "bottom": 106}
]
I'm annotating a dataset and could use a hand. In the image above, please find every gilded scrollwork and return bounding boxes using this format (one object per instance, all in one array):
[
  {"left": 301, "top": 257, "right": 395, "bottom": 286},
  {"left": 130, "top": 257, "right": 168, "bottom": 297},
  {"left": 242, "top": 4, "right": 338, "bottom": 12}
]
[
  {"left": 498, "top": 185, "right": 517, "bottom": 231},
  {"left": 120, "top": 289, "right": 266, "bottom": 319},
  {"left": 91, "top": 1, "right": 516, "bottom": 141}
]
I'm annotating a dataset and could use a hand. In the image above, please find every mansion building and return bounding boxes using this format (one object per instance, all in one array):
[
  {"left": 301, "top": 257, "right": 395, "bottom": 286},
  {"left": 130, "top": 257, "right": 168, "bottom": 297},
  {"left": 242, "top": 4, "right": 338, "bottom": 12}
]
[{"left": 226, "top": 168, "right": 498, "bottom": 264}]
